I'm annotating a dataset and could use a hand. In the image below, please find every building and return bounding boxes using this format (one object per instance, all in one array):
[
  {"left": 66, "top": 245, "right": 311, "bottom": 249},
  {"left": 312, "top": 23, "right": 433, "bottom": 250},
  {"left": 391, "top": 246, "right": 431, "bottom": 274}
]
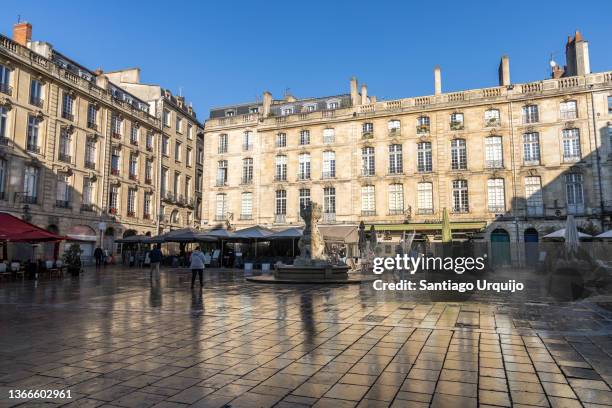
[
  {"left": 202, "top": 32, "right": 612, "bottom": 257},
  {"left": 0, "top": 23, "right": 201, "bottom": 260}
]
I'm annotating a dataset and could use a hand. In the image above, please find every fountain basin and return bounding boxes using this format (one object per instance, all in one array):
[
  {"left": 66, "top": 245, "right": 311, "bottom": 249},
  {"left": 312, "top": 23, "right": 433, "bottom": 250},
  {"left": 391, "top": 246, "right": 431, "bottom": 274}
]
[{"left": 247, "top": 263, "right": 375, "bottom": 284}]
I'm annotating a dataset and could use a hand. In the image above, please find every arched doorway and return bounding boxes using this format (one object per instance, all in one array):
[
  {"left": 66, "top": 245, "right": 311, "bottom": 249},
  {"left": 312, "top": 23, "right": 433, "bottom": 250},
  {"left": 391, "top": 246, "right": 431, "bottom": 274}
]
[
  {"left": 123, "top": 229, "right": 137, "bottom": 238},
  {"left": 490, "top": 228, "right": 511, "bottom": 266},
  {"left": 524, "top": 228, "right": 539, "bottom": 266},
  {"left": 66, "top": 225, "right": 97, "bottom": 265}
]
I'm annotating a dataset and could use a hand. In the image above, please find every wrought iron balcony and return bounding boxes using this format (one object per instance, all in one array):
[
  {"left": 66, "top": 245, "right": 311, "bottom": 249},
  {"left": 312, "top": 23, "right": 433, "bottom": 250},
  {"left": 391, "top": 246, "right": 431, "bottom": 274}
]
[
  {"left": 143, "top": 213, "right": 151, "bottom": 220},
  {"left": 130, "top": 139, "right": 138, "bottom": 146},
  {"left": 485, "top": 118, "right": 501, "bottom": 127},
  {"left": 30, "top": 97, "right": 43, "bottom": 108},
  {"left": 416, "top": 125, "right": 430, "bottom": 134},
  {"left": 243, "top": 143, "right": 253, "bottom": 151},
  {"left": 87, "top": 121, "right": 98, "bottom": 131},
  {"left": 85, "top": 161, "right": 95, "bottom": 170},
  {"left": 452, "top": 206, "right": 469, "bottom": 214},
  {"left": 322, "top": 212, "right": 336, "bottom": 223},
  {"left": 112, "top": 132, "right": 122, "bottom": 140},
  {"left": 59, "top": 153, "right": 71, "bottom": 163},
  {"left": 145, "top": 178, "right": 152, "bottom": 185},
  {"left": 55, "top": 200, "right": 71, "bottom": 209},
  {"left": 111, "top": 168, "right": 120, "bottom": 176},
  {"left": 62, "top": 111, "right": 74, "bottom": 121},
  {"left": 0, "top": 83, "right": 12, "bottom": 95},
  {"left": 23, "top": 195, "right": 37, "bottom": 204},
  {"left": 388, "top": 209, "right": 405, "bottom": 215},
  {"left": 361, "top": 210, "right": 376, "bottom": 216},
  {"left": 416, "top": 208, "right": 434, "bottom": 215},
  {"left": 388, "top": 128, "right": 401, "bottom": 137},
  {"left": 241, "top": 177, "right": 253, "bottom": 185},
  {"left": 127, "top": 211, "right": 136, "bottom": 217},
  {"left": 488, "top": 206, "right": 506, "bottom": 214},
  {"left": 27, "top": 144, "right": 40, "bottom": 154},
  {"left": 240, "top": 214, "right": 253, "bottom": 220},
  {"left": 485, "top": 160, "right": 503, "bottom": 169},
  {"left": 80, "top": 203, "right": 94, "bottom": 212},
  {"left": 274, "top": 175, "right": 287, "bottom": 182},
  {"left": 450, "top": 121, "right": 464, "bottom": 131},
  {"left": 321, "top": 171, "right": 335, "bottom": 179},
  {"left": 215, "top": 178, "right": 227, "bottom": 187},
  {"left": 129, "top": 173, "right": 138, "bottom": 181},
  {"left": 0, "top": 137, "right": 9, "bottom": 146}
]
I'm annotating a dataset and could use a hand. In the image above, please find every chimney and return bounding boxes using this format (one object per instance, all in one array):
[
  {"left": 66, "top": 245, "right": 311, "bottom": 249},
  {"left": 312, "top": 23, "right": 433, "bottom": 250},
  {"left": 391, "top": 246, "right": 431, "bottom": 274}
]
[
  {"left": 434, "top": 66, "right": 442, "bottom": 95},
  {"left": 565, "top": 31, "right": 591, "bottom": 77},
  {"left": 13, "top": 22, "right": 32, "bottom": 46},
  {"left": 350, "top": 77, "right": 359, "bottom": 106},
  {"left": 262, "top": 91, "right": 272, "bottom": 117},
  {"left": 498, "top": 55, "right": 511, "bottom": 86},
  {"left": 96, "top": 73, "right": 109, "bottom": 90},
  {"left": 360, "top": 84, "right": 368, "bottom": 105}
]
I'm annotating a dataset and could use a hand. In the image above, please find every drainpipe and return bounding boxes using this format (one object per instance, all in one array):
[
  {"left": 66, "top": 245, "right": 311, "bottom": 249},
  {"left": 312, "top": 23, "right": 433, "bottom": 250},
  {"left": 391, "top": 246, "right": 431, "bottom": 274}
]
[
  {"left": 589, "top": 90, "right": 605, "bottom": 228},
  {"left": 155, "top": 99, "right": 164, "bottom": 234},
  {"left": 508, "top": 99, "right": 521, "bottom": 266}
]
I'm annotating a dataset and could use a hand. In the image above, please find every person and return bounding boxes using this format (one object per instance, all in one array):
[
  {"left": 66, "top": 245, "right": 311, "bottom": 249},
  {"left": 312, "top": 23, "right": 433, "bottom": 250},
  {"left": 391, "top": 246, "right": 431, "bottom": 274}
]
[
  {"left": 149, "top": 244, "right": 163, "bottom": 280},
  {"left": 189, "top": 246, "right": 206, "bottom": 289},
  {"left": 94, "top": 247, "right": 104, "bottom": 269}
]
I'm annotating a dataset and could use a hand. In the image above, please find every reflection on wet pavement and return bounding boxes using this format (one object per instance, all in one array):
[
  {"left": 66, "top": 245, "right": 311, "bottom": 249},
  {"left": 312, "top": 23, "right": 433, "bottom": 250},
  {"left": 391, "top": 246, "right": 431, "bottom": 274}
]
[{"left": 0, "top": 266, "right": 611, "bottom": 407}]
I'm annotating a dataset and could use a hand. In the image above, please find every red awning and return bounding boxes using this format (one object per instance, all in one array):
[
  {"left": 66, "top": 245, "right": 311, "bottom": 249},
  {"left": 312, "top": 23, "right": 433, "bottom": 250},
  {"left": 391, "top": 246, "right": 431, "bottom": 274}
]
[{"left": 0, "top": 212, "right": 66, "bottom": 243}]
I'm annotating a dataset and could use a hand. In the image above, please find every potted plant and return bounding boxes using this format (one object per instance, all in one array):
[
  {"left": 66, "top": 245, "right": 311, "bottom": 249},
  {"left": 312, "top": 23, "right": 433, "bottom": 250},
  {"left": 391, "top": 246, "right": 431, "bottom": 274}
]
[{"left": 63, "top": 243, "right": 82, "bottom": 276}]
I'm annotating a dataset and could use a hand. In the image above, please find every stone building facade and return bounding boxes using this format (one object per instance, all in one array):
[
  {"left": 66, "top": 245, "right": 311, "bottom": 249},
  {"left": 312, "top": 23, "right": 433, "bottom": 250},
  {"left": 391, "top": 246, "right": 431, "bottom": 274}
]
[
  {"left": 0, "top": 23, "right": 202, "bottom": 260},
  {"left": 202, "top": 32, "right": 612, "bottom": 250}
]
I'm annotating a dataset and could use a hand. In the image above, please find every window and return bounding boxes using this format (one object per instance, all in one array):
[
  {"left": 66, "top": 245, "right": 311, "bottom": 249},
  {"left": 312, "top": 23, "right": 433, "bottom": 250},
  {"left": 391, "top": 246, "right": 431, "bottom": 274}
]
[
  {"left": 186, "top": 147, "right": 192, "bottom": 166},
  {"left": 299, "top": 130, "right": 310, "bottom": 145},
  {"left": 484, "top": 109, "right": 500, "bottom": 127},
  {"left": 242, "top": 158, "right": 253, "bottom": 184},
  {"left": 485, "top": 136, "right": 503, "bottom": 168},
  {"left": 27, "top": 115, "right": 40, "bottom": 153},
  {"left": 111, "top": 147, "right": 120, "bottom": 175},
  {"left": 163, "top": 109, "right": 170, "bottom": 126},
  {"left": 185, "top": 176, "right": 191, "bottom": 200},
  {"left": 522, "top": 105, "right": 539, "bottom": 123},
  {"left": 275, "top": 190, "right": 287, "bottom": 215},
  {"left": 0, "top": 64, "right": 11, "bottom": 95},
  {"left": 82, "top": 178, "right": 94, "bottom": 207},
  {"left": 361, "top": 185, "right": 376, "bottom": 215},
  {"left": 243, "top": 131, "right": 253, "bottom": 150},
  {"left": 324, "top": 187, "right": 336, "bottom": 215},
  {"left": 450, "top": 112, "right": 464, "bottom": 130},
  {"left": 173, "top": 172, "right": 180, "bottom": 197},
  {"left": 197, "top": 147, "right": 203, "bottom": 164},
  {"left": 174, "top": 141, "right": 182, "bottom": 161},
  {"left": 417, "top": 183, "right": 433, "bottom": 214},
  {"left": 525, "top": 176, "right": 544, "bottom": 216},
  {"left": 129, "top": 154, "right": 138, "bottom": 179},
  {"left": 30, "top": 79, "right": 43, "bottom": 107},
  {"left": 452, "top": 180, "right": 469, "bottom": 213},
  {"left": 362, "top": 122, "right": 374, "bottom": 135},
  {"left": 241, "top": 192, "right": 253, "bottom": 219},
  {"left": 85, "top": 138, "right": 96, "bottom": 168},
  {"left": 523, "top": 133, "right": 540, "bottom": 165},
  {"left": 215, "top": 194, "right": 227, "bottom": 220},
  {"left": 388, "top": 120, "right": 401, "bottom": 133},
  {"left": 0, "top": 159, "right": 6, "bottom": 199},
  {"left": 327, "top": 100, "right": 339, "bottom": 109},
  {"left": 175, "top": 116, "right": 182, "bottom": 133},
  {"left": 127, "top": 188, "right": 136, "bottom": 216},
  {"left": 276, "top": 133, "right": 286, "bottom": 148},
  {"left": 299, "top": 188, "right": 311, "bottom": 211},
  {"left": 145, "top": 159, "right": 152, "bottom": 183},
  {"left": 196, "top": 171, "right": 203, "bottom": 192},
  {"left": 161, "top": 167, "right": 168, "bottom": 194},
  {"left": 562, "top": 128, "right": 581, "bottom": 161},
  {"left": 417, "top": 142, "right": 432, "bottom": 172},
  {"left": 161, "top": 135, "right": 169, "bottom": 155},
  {"left": 56, "top": 175, "right": 71, "bottom": 208},
  {"left": 0, "top": 106, "right": 7, "bottom": 140},
  {"left": 275, "top": 155, "right": 287, "bottom": 181},
  {"left": 560, "top": 100, "right": 578, "bottom": 120},
  {"left": 388, "top": 184, "right": 404, "bottom": 215},
  {"left": 362, "top": 146, "right": 375, "bottom": 176},
  {"left": 388, "top": 144, "right": 403, "bottom": 174},
  {"left": 24, "top": 166, "right": 39, "bottom": 203},
  {"left": 171, "top": 210, "right": 179, "bottom": 224},
  {"left": 450, "top": 139, "right": 467, "bottom": 170},
  {"left": 417, "top": 116, "right": 430, "bottom": 133},
  {"left": 218, "top": 133, "right": 228, "bottom": 153},
  {"left": 225, "top": 110, "right": 235, "bottom": 117},
  {"left": 111, "top": 114, "right": 122, "bottom": 137},
  {"left": 62, "top": 93, "right": 74, "bottom": 120},
  {"left": 109, "top": 186, "right": 119, "bottom": 212},
  {"left": 298, "top": 153, "right": 311, "bottom": 180},
  {"left": 87, "top": 103, "right": 97, "bottom": 129},
  {"left": 217, "top": 160, "right": 228, "bottom": 186},
  {"left": 322, "top": 151, "right": 336, "bottom": 178},
  {"left": 59, "top": 129, "right": 71, "bottom": 162},
  {"left": 187, "top": 123, "right": 193, "bottom": 139},
  {"left": 281, "top": 107, "right": 293, "bottom": 116},
  {"left": 143, "top": 192, "right": 152, "bottom": 217},
  {"left": 487, "top": 178, "right": 505, "bottom": 213},
  {"left": 323, "top": 128, "right": 335, "bottom": 143},
  {"left": 130, "top": 125, "right": 139, "bottom": 145},
  {"left": 566, "top": 173, "right": 584, "bottom": 214}
]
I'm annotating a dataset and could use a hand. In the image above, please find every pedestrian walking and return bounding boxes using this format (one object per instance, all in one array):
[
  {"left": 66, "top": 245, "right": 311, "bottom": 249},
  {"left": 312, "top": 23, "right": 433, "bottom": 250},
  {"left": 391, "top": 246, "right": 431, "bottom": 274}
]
[
  {"left": 94, "top": 246, "right": 104, "bottom": 270},
  {"left": 149, "top": 244, "right": 163, "bottom": 280},
  {"left": 190, "top": 246, "right": 206, "bottom": 289}
]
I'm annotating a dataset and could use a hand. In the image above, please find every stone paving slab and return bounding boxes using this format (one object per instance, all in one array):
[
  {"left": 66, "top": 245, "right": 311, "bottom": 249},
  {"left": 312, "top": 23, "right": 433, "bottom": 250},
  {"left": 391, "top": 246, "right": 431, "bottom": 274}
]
[{"left": 0, "top": 266, "right": 611, "bottom": 407}]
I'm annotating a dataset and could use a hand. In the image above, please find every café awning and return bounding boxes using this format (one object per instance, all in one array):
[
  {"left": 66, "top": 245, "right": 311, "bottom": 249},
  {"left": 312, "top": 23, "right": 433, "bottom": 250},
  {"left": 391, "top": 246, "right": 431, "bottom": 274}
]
[
  {"left": 371, "top": 221, "right": 487, "bottom": 232},
  {"left": 231, "top": 225, "right": 274, "bottom": 240},
  {"left": 0, "top": 212, "right": 66, "bottom": 242}
]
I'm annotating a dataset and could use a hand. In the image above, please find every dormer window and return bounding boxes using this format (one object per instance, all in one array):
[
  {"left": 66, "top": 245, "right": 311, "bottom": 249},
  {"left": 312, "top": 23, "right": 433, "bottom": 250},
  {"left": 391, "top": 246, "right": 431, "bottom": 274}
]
[
  {"left": 225, "top": 110, "right": 235, "bottom": 117},
  {"left": 249, "top": 107, "right": 259, "bottom": 114},
  {"left": 281, "top": 107, "right": 294, "bottom": 116},
  {"left": 304, "top": 104, "right": 316, "bottom": 112},
  {"left": 327, "top": 99, "right": 341, "bottom": 110},
  {"left": 450, "top": 113, "right": 464, "bottom": 130},
  {"left": 484, "top": 109, "right": 500, "bottom": 127}
]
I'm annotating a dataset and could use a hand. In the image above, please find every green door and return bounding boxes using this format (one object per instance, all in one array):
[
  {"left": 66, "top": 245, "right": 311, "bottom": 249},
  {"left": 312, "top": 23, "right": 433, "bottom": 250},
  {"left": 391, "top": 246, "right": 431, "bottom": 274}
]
[{"left": 491, "top": 229, "right": 511, "bottom": 266}]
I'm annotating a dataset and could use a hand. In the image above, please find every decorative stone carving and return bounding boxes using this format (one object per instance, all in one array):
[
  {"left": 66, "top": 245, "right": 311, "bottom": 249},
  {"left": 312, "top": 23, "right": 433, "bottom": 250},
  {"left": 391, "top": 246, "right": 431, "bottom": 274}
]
[{"left": 294, "top": 202, "right": 326, "bottom": 266}]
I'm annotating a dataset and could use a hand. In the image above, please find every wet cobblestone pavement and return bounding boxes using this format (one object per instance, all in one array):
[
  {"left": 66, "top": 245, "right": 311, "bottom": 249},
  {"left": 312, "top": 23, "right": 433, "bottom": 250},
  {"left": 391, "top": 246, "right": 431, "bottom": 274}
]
[{"left": 1, "top": 266, "right": 612, "bottom": 407}]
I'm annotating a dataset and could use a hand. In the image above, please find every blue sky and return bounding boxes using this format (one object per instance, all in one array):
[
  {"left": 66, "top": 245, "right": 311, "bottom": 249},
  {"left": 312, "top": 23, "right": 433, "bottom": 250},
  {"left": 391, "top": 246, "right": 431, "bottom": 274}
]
[{"left": 2, "top": 0, "right": 611, "bottom": 119}]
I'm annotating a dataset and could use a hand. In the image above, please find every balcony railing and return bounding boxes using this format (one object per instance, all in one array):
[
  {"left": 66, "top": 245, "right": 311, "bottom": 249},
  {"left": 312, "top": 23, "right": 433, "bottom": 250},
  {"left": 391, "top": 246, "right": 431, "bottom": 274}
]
[
  {"left": 55, "top": 200, "right": 71, "bottom": 209},
  {"left": 80, "top": 203, "right": 94, "bottom": 212},
  {"left": 388, "top": 209, "right": 405, "bottom": 215},
  {"left": 240, "top": 214, "right": 253, "bottom": 220},
  {"left": 241, "top": 177, "right": 253, "bottom": 185},
  {"left": 146, "top": 145, "right": 153, "bottom": 152},
  {"left": 87, "top": 121, "right": 97, "bottom": 131},
  {"left": 111, "top": 168, "right": 120, "bottom": 176},
  {"left": 23, "top": 195, "right": 37, "bottom": 204},
  {"left": 30, "top": 97, "right": 44, "bottom": 108},
  {"left": 297, "top": 174, "right": 311, "bottom": 181},
  {"left": 361, "top": 210, "right": 376, "bottom": 216},
  {"left": 322, "top": 171, "right": 335, "bottom": 179},
  {"left": 526, "top": 205, "right": 544, "bottom": 217},
  {"left": 27, "top": 144, "right": 40, "bottom": 154},
  {"left": 274, "top": 214, "right": 286, "bottom": 224},
  {"left": 143, "top": 213, "right": 151, "bottom": 220},
  {"left": 362, "top": 131, "right": 373, "bottom": 139},
  {"left": 62, "top": 111, "right": 74, "bottom": 121},
  {"left": 129, "top": 174, "right": 138, "bottom": 181},
  {"left": 130, "top": 139, "right": 138, "bottom": 146},
  {"left": 452, "top": 206, "right": 469, "bottom": 214},
  {"left": 523, "top": 159, "right": 540, "bottom": 166},
  {"left": 0, "top": 136, "right": 9, "bottom": 146},
  {"left": 416, "top": 208, "right": 434, "bottom": 215},
  {"left": 322, "top": 212, "right": 336, "bottom": 223},
  {"left": 388, "top": 128, "right": 401, "bottom": 137},
  {"left": 215, "top": 179, "right": 227, "bottom": 187},
  {"left": 59, "top": 153, "right": 71, "bottom": 163},
  {"left": 243, "top": 143, "right": 253, "bottom": 151},
  {"left": 566, "top": 204, "right": 585, "bottom": 215},
  {"left": 85, "top": 161, "right": 95, "bottom": 169},
  {"left": 108, "top": 207, "right": 117, "bottom": 215},
  {"left": 488, "top": 206, "right": 506, "bottom": 214},
  {"left": 145, "top": 178, "right": 152, "bottom": 185},
  {"left": 416, "top": 125, "right": 430, "bottom": 134},
  {"left": 275, "top": 175, "right": 287, "bottom": 182},
  {"left": 485, "top": 160, "right": 503, "bottom": 169},
  {"left": 485, "top": 119, "right": 501, "bottom": 127},
  {"left": 112, "top": 132, "right": 122, "bottom": 139},
  {"left": 0, "top": 83, "right": 12, "bottom": 95},
  {"left": 450, "top": 121, "right": 464, "bottom": 131},
  {"left": 127, "top": 211, "right": 136, "bottom": 217}
]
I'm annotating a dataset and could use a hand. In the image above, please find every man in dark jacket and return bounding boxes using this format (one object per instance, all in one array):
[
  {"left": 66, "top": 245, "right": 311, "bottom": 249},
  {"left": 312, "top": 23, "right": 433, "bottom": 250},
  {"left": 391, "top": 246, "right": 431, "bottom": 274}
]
[
  {"left": 94, "top": 247, "right": 104, "bottom": 269},
  {"left": 149, "top": 244, "right": 163, "bottom": 280}
]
